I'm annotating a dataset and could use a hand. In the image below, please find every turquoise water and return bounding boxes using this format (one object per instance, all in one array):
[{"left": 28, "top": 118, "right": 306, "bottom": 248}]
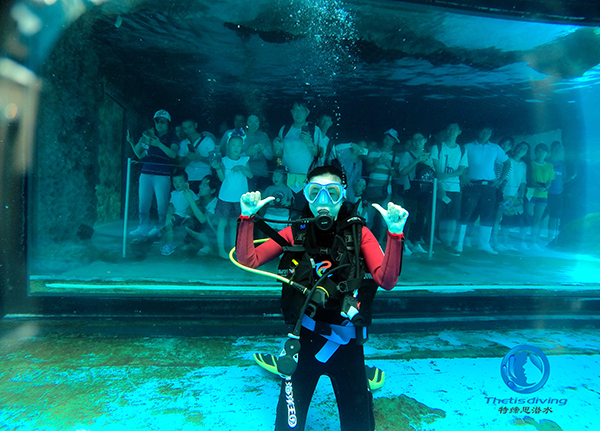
[{"left": 2, "top": 1, "right": 600, "bottom": 430}]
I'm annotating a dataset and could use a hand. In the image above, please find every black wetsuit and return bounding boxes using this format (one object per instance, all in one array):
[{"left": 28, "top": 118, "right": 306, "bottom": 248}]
[
  {"left": 275, "top": 325, "right": 374, "bottom": 431},
  {"left": 275, "top": 220, "right": 372, "bottom": 431}
]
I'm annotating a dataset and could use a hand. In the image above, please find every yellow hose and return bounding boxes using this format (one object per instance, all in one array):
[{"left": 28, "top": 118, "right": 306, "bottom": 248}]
[{"left": 228, "top": 238, "right": 296, "bottom": 286}]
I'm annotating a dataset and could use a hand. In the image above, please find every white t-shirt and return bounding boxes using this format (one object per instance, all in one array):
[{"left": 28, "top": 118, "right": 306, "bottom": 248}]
[
  {"left": 464, "top": 141, "right": 508, "bottom": 181},
  {"left": 430, "top": 142, "right": 468, "bottom": 193},
  {"left": 170, "top": 190, "right": 199, "bottom": 218},
  {"left": 205, "top": 197, "right": 217, "bottom": 215},
  {"left": 177, "top": 135, "right": 216, "bottom": 181},
  {"left": 503, "top": 158, "right": 527, "bottom": 198},
  {"left": 219, "top": 156, "right": 250, "bottom": 202},
  {"left": 397, "top": 150, "right": 433, "bottom": 191},
  {"left": 279, "top": 124, "right": 324, "bottom": 174}
]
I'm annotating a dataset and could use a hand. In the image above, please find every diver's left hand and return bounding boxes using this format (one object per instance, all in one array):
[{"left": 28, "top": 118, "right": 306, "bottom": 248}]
[{"left": 372, "top": 202, "right": 409, "bottom": 235}]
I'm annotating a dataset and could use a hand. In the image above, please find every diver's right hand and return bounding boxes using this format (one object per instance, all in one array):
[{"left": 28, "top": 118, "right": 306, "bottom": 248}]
[{"left": 240, "top": 191, "right": 275, "bottom": 217}]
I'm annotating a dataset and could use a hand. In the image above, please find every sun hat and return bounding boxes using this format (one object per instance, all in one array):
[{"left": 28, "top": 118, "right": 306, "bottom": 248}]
[{"left": 384, "top": 128, "right": 400, "bottom": 143}]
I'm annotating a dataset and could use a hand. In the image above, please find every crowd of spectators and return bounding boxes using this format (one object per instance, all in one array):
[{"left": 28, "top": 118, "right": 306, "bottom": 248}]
[{"left": 127, "top": 104, "right": 573, "bottom": 259}]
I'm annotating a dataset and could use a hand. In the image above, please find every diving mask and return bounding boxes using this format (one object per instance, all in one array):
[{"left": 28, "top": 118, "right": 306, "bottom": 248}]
[{"left": 303, "top": 180, "right": 346, "bottom": 206}]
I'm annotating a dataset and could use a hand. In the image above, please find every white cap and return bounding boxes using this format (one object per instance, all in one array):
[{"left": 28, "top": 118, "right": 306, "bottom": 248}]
[{"left": 153, "top": 110, "right": 171, "bottom": 122}]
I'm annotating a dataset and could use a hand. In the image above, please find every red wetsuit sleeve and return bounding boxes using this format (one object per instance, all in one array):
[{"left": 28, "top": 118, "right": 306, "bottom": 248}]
[
  {"left": 236, "top": 217, "right": 294, "bottom": 267},
  {"left": 361, "top": 227, "right": 404, "bottom": 290}
]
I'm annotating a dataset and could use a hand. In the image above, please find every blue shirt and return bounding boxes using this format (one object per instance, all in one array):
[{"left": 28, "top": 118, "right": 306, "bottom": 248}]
[{"left": 546, "top": 158, "right": 564, "bottom": 195}]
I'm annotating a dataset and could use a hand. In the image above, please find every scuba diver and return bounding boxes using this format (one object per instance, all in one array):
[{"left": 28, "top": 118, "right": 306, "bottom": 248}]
[{"left": 235, "top": 165, "right": 408, "bottom": 431}]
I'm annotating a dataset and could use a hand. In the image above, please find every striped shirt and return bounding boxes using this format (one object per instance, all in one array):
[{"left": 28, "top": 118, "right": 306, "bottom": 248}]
[
  {"left": 141, "top": 131, "right": 179, "bottom": 176},
  {"left": 367, "top": 150, "right": 397, "bottom": 187}
]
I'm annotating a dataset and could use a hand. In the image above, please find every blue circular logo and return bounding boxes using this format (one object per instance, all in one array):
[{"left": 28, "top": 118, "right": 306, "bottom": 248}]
[{"left": 501, "top": 345, "right": 550, "bottom": 394}]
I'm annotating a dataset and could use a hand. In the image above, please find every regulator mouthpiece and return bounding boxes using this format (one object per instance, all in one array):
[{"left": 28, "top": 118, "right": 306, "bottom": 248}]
[{"left": 315, "top": 209, "right": 334, "bottom": 231}]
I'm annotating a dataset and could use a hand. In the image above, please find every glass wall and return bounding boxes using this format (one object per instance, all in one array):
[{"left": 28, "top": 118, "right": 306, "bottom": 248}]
[{"left": 1, "top": 0, "right": 598, "bottom": 296}]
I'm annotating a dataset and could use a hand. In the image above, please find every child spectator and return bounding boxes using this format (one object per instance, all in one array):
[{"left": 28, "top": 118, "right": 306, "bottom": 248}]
[
  {"left": 350, "top": 177, "right": 369, "bottom": 221},
  {"left": 160, "top": 170, "right": 198, "bottom": 256},
  {"left": 262, "top": 166, "right": 294, "bottom": 231},
  {"left": 212, "top": 130, "right": 252, "bottom": 258},
  {"left": 527, "top": 143, "right": 555, "bottom": 250},
  {"left": 183, "top": 175, "right": 220, "bottom": 256},
  {"left": 219, "top": 114, "right": 246, "bottom": 155}
]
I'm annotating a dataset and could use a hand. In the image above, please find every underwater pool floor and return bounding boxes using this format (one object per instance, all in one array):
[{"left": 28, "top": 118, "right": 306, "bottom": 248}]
[{"left": 0, "top": 319, "right": 598, "bottom": 431}]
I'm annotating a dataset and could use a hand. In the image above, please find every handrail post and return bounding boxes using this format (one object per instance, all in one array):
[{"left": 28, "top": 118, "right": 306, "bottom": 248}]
[
  {"left": 122, "top": 158, "right": 132, "bottom": 258},
  {"left": 428, "top": 178, "right": 438, "bottom": 259}
]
